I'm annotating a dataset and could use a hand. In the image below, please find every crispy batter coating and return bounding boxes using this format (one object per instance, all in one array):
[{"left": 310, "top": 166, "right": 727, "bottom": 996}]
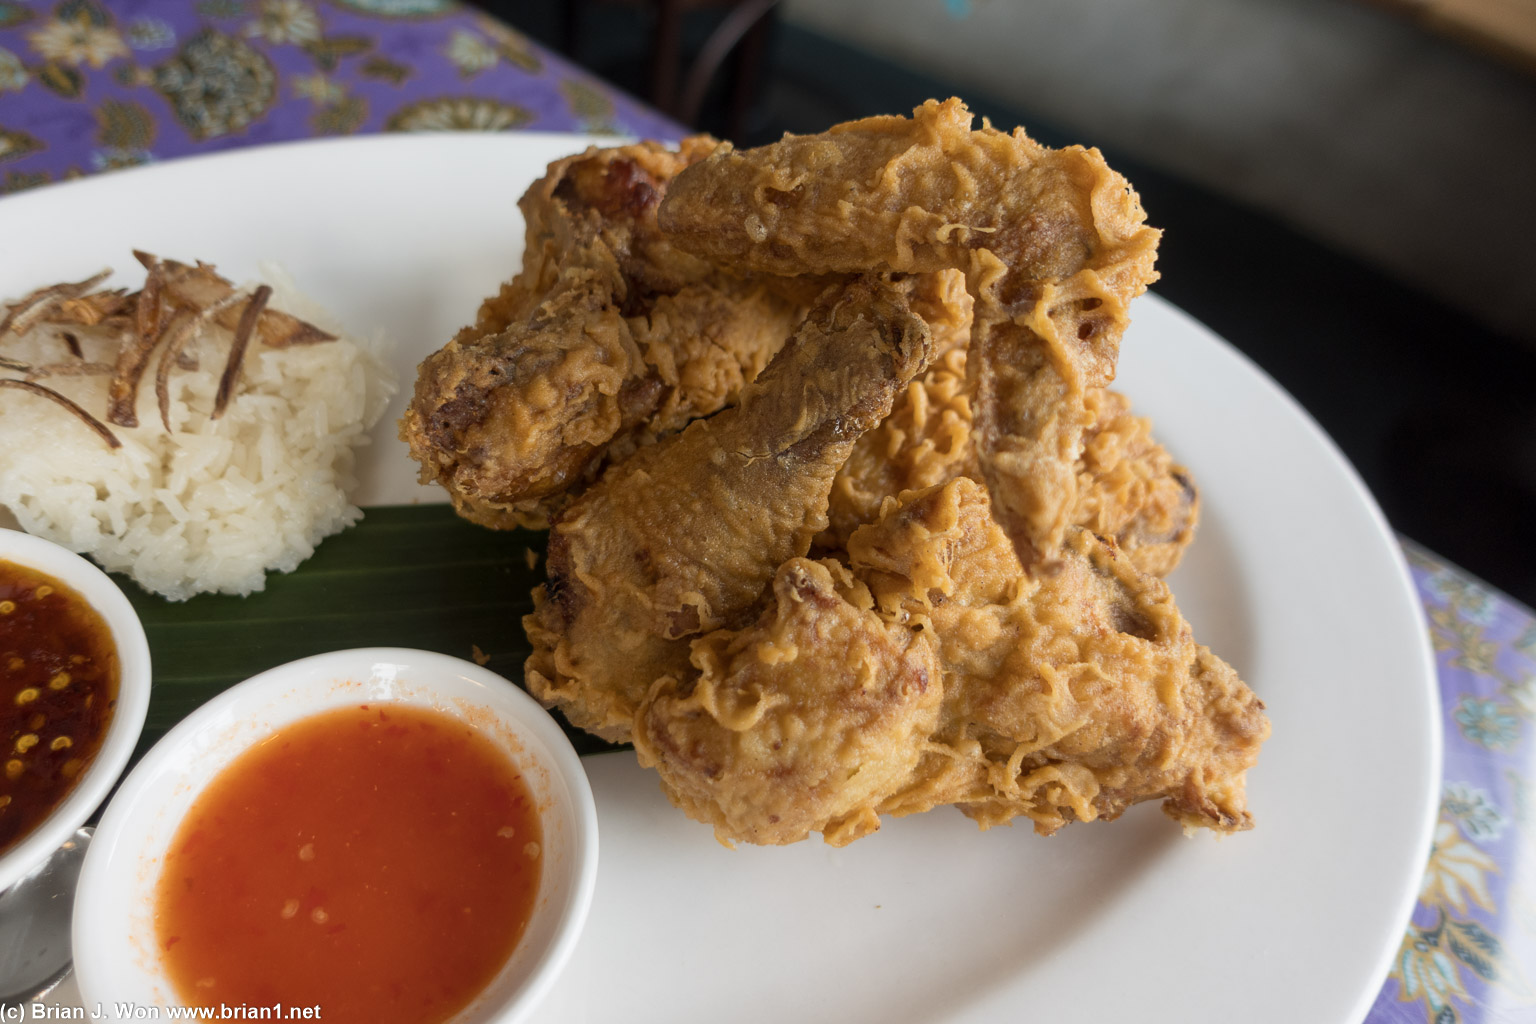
[
  {"left": 524, "top": 280, "right": 933, "bottom": 741},
  {"left": 635, "top": 557, "right": 943, "bottom": 847},
  {"left": 1073, "top": 390, "right": 1198, "bottom": 578},
  {"left": 824, "top": 270, "right": 1197, "bottom": 577},
  {"left": 825, "top": 349, "right": 1198, "bottom": 577},
  {"left": 636, "top": 479, "right": 1266, "bottom": 845},
  {"left": 401, "top": 139, "right": 803, "bottom": 529},
  {"left": 848, "top": 480, "right": 1265, "bottom": 835},
  {"left": 658, "top": 98, "right": 1162, "bottom": 565}
]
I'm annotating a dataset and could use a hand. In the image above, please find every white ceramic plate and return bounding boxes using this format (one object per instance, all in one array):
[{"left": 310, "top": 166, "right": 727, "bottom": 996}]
[{"left": 0, "top": 134, "right": 1438, "bottom": 1024}]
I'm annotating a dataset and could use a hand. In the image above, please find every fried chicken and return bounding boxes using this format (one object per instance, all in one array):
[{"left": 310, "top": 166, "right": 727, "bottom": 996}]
[
  {"left": 634, "top": 557, "right": 943, "bottom": 847},
  {"left": 1072, "top": 390, "right": 1199, "bottom": 578},
  {"left": 420, "top": 104, "right": 1270, "bottom": 850},
  {"left": 636, "top": 479, "right": 1266, "bottom": 846},
  {"left": 825, "top": 349, "right": 1199, "bottom": 577},
  {"left": 524, "top": 279, "right": 933, "bottom": 741},
  {"left": 848, "top": 480, "right": 1265, "bottom": 835},
  {"left": 823, "top": 271, "right": 1197, "bottom": 577},
  {"left": 659, "top": 98, "right": 1162, "bottom": 566},
  {"left": 401, "top": 139, "right": 803, "bottom": 529}
]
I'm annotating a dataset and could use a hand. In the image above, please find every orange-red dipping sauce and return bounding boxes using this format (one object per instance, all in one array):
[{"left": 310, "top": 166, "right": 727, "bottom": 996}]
[
  {"left": 0, "top": 560, "right": 118, "bottom": 854},
  {"left": 154, "top": 704, "right": 543, "bottom": 1024}
]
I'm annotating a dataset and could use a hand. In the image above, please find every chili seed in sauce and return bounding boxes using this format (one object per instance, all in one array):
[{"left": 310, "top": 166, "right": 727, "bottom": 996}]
[{"left": 0, "top": 560, "right": 118, "bottom": 854}]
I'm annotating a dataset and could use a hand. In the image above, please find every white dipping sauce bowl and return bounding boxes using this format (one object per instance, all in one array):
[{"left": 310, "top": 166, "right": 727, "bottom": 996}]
[
  {"left": 73, "top": 647, "right": 599, "bottom": 1024},
  {"left": 0, "top": 528, "right": 150, "bottom": 894}
]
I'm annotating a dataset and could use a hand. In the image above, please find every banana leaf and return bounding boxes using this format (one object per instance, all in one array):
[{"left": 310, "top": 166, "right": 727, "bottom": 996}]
[{"left": 116, "top": 505, "right": 626, "bottom": 769}]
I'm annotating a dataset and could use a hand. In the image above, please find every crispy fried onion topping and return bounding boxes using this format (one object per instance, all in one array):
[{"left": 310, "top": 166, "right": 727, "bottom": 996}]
[{"left": 1, "top": 255, "right": 336, "bottom": 447}]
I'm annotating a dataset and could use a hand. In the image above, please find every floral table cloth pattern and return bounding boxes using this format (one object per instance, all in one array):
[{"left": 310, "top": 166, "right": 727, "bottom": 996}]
[
  {"left": 0, "top": 0, "right": 680, "bottom": 193},
  {"left": 1369, "top": 543, "right": 1536, "bottom": 1024},
  {"left": 3, "top": 4, "right": 1534, "bottom": 1022}
]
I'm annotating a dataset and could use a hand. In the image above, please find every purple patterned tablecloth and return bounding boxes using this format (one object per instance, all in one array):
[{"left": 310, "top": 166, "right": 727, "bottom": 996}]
[
  {"left": 0, "top": 0, "right": 680, "bottom": 193},
  {"left": 1367, "top": 542, "right": 1536, "bottom": 1024},
  {"left": 4, "top": 4, "right": 1535, "bottom": 1022}
]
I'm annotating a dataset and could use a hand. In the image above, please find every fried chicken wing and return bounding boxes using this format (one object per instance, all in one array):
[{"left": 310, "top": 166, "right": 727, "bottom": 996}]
[
  {"left": 524, "top": 280, "right": 933, "bottom": 741},
  {"left": 658, "top": 98, "right": 1162, "bottom": 565},
  {"left": 401, "top": 139, "right": 803, "bottom": 529},
  {"left": 634, "top": 478, "right": 1265, "bottom": 846}
]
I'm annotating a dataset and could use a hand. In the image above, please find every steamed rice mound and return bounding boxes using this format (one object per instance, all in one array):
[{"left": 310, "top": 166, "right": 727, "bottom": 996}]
[{"left": 0, "top": 267, "right": 394, "bottom": 600}]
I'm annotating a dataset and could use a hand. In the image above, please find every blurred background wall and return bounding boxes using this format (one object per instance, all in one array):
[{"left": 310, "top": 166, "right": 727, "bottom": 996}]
[{"left": 789, "top": 0, "right": 1536, "bottom": 348}]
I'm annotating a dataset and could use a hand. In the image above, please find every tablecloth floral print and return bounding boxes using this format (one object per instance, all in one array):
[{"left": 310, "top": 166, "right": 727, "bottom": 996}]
[
  {"left": 1370, "top": 543, "right": 1536, "bottom": 1023},
  {"left": 0, "top": 0, "right": 681, "bottom": 193}
]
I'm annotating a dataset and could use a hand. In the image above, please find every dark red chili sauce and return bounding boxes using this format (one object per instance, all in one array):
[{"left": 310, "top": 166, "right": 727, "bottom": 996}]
[{"left": 0, "top": 559, "right": 119, "bottom": 854}]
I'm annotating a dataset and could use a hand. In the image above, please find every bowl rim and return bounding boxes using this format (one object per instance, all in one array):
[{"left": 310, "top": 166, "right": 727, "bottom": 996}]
[
  {"left": 72, "top": 645, "right": 599, "bottom": 1024},
  {"left": 0, "top": 528, "right": 151, "bottom": 894}
]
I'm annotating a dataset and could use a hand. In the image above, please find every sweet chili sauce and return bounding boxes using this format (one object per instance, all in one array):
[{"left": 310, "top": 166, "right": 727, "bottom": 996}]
[
  {"left": 0, "top": 559, "right": 118, "bottom": 854},
  {"left": 154, "top": 703, "right": 543, "bottom": 1024}
]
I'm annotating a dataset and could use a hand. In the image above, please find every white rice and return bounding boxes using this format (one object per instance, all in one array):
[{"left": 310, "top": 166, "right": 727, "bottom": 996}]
[{"left": 0, "top": 264, "right": 394, "bottom": 601}]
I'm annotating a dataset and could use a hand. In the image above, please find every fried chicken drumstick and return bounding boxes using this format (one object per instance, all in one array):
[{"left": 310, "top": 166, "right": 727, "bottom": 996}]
[
  {"left": 401, "top": 139, "right": 804, "bottom": 529},
  {"left": 659, "top": 98, "right": 1162, "bottom": 566},
  {"left": 525, "top": 279, "right": 933, "bottom": 741}
]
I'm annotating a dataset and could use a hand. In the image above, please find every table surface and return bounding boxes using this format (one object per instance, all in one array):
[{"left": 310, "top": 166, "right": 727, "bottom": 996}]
[{"left": 2, "top": 3, "right": 1533, "bottom": 1022}]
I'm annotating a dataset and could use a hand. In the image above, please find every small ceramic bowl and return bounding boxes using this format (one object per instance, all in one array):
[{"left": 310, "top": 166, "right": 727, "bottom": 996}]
[
  {"left": 0, "top": 528, "right": 151, "bottom": 894},
  {"left": 73, "top": 647, "right": 599, "bottom": 1023}
]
